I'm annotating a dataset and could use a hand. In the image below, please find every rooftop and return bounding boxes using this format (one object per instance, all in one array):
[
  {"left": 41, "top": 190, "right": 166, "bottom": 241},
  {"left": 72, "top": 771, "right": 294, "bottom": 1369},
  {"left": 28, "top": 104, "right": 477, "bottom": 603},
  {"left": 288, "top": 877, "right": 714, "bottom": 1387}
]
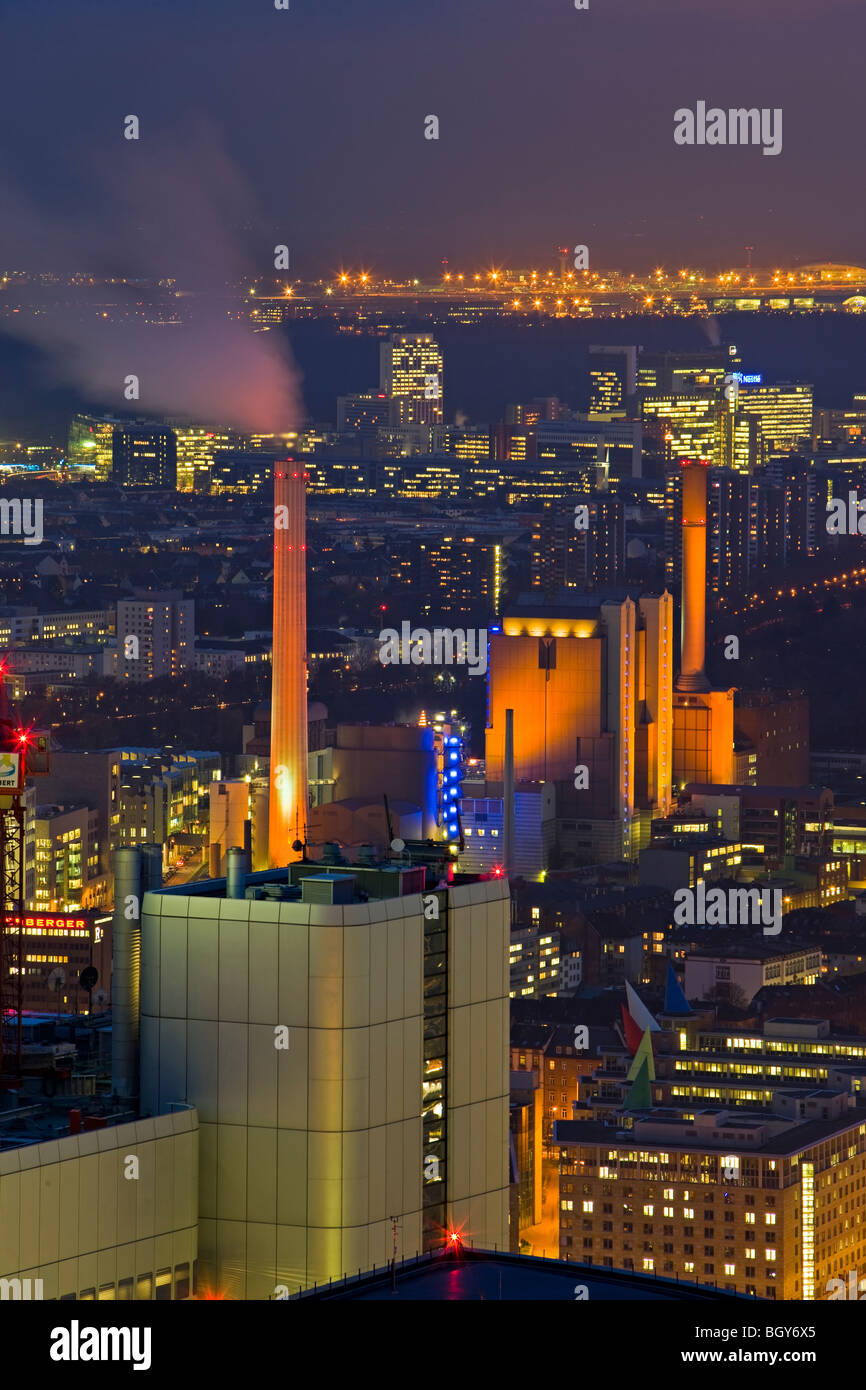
[{"left": 292, "top": 1247, "right": 748, "bottom": 1302}]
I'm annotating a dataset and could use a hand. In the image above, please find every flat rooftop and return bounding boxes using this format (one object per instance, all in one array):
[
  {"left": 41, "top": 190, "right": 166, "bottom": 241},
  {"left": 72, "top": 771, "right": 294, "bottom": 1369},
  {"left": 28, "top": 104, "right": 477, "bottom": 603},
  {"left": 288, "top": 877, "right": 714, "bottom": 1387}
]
[
  {"left": 293, "top": 1248, "right": 749, "bottom": 1302},
  {"left": 555, "top": 1101, "right": 866, "bottom": 1155}
]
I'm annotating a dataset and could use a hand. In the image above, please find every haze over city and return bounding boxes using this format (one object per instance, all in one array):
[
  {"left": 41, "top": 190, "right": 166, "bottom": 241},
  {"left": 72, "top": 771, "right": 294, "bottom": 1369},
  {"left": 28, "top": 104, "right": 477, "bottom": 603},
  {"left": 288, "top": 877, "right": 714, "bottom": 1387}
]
[{"left": 2, "top": 0, "right": 866, "bottom": 1359}]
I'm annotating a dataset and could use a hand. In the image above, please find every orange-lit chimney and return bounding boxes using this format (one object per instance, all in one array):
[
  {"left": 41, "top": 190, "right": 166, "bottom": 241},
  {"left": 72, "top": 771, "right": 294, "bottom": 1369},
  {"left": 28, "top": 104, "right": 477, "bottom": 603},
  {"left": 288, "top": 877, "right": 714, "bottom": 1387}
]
[
  {"left": 676, "top": 457, "right": 711, "bottom": 693},
  {"left": 268, "top": 460, "right": 308, "bottom": 866}
]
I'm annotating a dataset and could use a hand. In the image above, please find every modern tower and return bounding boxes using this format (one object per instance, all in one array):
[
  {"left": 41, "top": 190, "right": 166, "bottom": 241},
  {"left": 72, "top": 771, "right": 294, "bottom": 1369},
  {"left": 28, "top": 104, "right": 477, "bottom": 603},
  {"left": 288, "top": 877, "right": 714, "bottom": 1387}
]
[{"left": 380, "top": 333, "right": 444, "bottom": 427}]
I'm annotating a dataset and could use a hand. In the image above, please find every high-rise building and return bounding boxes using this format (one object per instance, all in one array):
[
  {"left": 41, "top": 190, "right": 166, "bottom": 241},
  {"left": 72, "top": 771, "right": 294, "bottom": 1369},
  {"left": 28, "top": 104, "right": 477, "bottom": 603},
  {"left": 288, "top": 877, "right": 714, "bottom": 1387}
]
[
  {"left": 642, "top": 394, "right": 721, "bottom": 468},
  {"left": 413, "top": 533, "right": 504, "bottom": 618},
  {"left": 112, "top": 426, "right": 178, "bottom": 489},
  {"left": 32, "top": 802, "right": 102, "bottom": 911},
  {"left": 116, "top": 593, "right": 194, "bottom": 682},
  {"left": 739, "top": 382, "right": 814, "bottom": 455},
  {"left": 139, "top": 855, "right": 511, "bottom": 1297},
  {"left": 337, "top": 390, "right": 390, "bottom": 434},
  {"left": 637, "top": 348, "right": 736, "bottom": 399},
  {"left": 168, "top": 423, "right": 236, "bottom": 492},
  {"left": 535, "top": 419, "right": 642, "bottom": 480},
  {"left": 588, "top": 345, "right": 638, "bottom": 415},
  {"left": 67, "top": 413, "right": 119, "bottom": 480},
  {"left": 380, "top": 333, "right": 444, "bottom": 427},
  {"left": 531, "top": 495, "right": 626, "bottom": 596}
]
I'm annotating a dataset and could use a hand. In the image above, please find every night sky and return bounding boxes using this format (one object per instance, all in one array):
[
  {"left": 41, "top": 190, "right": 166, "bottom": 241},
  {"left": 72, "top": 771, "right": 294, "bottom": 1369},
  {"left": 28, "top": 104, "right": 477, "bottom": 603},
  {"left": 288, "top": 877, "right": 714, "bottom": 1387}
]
[{"left": 1, "top": 0, "right": 864, "bottom": 278}]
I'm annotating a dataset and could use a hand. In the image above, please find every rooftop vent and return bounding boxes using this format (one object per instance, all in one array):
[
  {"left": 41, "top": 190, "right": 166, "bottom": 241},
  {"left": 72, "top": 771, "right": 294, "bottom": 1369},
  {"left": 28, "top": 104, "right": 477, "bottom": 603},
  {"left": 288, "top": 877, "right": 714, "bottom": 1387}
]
[{"left": 301, "top": 873, "right": 357, "bottom": 906}]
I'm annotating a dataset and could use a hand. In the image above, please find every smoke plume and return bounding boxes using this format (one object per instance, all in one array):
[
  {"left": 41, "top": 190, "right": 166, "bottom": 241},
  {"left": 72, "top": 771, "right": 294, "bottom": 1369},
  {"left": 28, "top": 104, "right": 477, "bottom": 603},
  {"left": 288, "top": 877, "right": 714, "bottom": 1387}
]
[{"left": 0, "top": 128, "right": 304, "bottom": 434}]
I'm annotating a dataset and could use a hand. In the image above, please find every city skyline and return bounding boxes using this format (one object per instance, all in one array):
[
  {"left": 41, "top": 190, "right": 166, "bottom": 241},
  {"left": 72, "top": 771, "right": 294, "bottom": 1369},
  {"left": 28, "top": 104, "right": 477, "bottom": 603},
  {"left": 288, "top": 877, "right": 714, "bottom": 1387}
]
[{"left": 4, "top": 0, "right": 866, "bottom": 1334}]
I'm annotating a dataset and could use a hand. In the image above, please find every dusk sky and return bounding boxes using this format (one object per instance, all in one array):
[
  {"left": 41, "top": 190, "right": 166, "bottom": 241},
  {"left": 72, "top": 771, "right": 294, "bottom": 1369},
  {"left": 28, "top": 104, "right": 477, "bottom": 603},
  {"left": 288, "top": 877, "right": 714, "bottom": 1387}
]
[{"left": 0, "top": 0, "right": 863, "bottom": 276}]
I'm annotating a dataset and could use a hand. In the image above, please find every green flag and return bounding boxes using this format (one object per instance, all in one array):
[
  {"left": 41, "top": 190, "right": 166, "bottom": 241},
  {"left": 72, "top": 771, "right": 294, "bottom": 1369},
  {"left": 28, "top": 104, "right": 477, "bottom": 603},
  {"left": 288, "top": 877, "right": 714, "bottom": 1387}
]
[{"left": 623, "top": 1056, "right": 652, "bottom": 1110}]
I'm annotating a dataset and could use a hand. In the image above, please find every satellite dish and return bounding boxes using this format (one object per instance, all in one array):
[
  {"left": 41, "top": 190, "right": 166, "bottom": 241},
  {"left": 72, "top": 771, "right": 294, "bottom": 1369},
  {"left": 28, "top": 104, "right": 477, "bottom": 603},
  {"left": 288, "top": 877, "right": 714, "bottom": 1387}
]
[
  {"left": 79, "top": 965, "right": 98, "bottom": 992},
  {"left": 92, "top": 988, "right": 108, "bottom": 1007},
  {"left": 47, "top": 967, "right": 67, "bottom": 992},
  {"left": 390, "top": 838, "right": 406, "bottom": 854}
]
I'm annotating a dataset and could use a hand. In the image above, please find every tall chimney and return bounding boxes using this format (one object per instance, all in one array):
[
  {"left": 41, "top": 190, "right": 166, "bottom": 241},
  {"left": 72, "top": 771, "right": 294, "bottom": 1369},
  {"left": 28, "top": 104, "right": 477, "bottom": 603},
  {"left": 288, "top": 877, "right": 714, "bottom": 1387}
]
[
  {"left": 268, "top": 460, "right": 309, "bottom": 866},
  {"left": 676, "top": 458, "right": 711, "bottom": 693},
  {"left": 503, "top": 707, "right": 515, "bottom": 875}
]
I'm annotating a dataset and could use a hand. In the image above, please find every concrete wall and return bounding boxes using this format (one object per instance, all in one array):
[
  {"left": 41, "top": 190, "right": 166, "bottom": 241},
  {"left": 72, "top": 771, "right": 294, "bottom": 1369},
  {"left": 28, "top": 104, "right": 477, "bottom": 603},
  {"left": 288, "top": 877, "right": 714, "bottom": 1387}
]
[{"left": 0, "top": 1107, "right": 198, "bottom": 1300}]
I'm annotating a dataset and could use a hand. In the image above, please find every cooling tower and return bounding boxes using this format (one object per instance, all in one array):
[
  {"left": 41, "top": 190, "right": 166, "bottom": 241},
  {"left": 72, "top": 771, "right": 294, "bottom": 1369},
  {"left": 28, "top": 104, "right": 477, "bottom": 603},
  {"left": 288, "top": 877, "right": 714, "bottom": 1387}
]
[
  {"left": 676, "top": 458, "right": 711, "bottom": 693},
  {"left": 268, "top": 461, "right": 308, "bottom": 865}
]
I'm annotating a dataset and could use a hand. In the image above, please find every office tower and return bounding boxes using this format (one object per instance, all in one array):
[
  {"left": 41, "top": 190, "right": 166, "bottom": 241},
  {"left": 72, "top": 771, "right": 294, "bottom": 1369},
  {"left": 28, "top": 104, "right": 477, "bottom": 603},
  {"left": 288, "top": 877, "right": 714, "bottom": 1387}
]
[
  {"left": 337, "top": 390, "right": 390, "bottom": 434},
  {"left": 116, "top": 593, "right": 194, "bottom": 682},
  {"left": 672, "top": 460, "right": 735, "bottom": 788},
  {"left": 210, "top": 450, "right": 275, "bottom": 495},
  {"left": 169, "top": 423, "right": 235, "bottom": 492},
  {"left": 32, "top": 803, "right": 101, "bottom": 910},
  {"left": 642, "top": 393, "right": 721, "bottom": 467},
  {"left": 380, "top": 333, "right": 444, "bottom": 427},
  {"left": 67, "top": 413, "right": 119, "bottom": 480},
  {"left": 535, "top": 419, "right": 642, "bottom": 480},
  {"left": 709, "top": 469, "right": 752, "bottom": 594},
  {"left": 486, "top": 590, "right": 674, "bottom": 863},
  {"left": 718, "top": 400, "right": 761, "bottom": 474},
  {"left": 435, "top": 424, "right": 495, "bottom": 461},
  {"left": 414, "top": 533, "right": 504, "bottom": 618},
  {"left": 505, "top": 397, "right": 569, "bottom": 427},
  {"left": 268, "top": 462, "right": 309, "bottom": 866},
  {"left": 112, "top": 426, "right": 178, "bottom": 489},
  {"left": 39, "top": 747, "right": 220, "bottom": 859},
  {"left": 588, "top": 345, "right": 638, "bottom": 415},
  {"left": 739, "top": 382, "right": 814, "bottom": 455},
  {"left": 531, "top": 495, "right": 626, "bottom": 596},
  {"left": 138, "top": 855, "right": 510, "bottom": 1297},
  {"left": 637, "top": 348, "right": 736, "bottom": 399}
]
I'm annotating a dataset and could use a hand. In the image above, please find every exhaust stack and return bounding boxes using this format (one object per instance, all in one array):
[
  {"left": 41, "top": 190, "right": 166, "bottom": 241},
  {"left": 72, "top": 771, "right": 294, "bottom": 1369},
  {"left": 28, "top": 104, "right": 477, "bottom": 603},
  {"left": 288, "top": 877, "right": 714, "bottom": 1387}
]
[
  {"left": 676, "top": 458, "right": 711, "bottom": 693},
  {"left": 268, "top": 461, "right": 309, "bottom": 866}
]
